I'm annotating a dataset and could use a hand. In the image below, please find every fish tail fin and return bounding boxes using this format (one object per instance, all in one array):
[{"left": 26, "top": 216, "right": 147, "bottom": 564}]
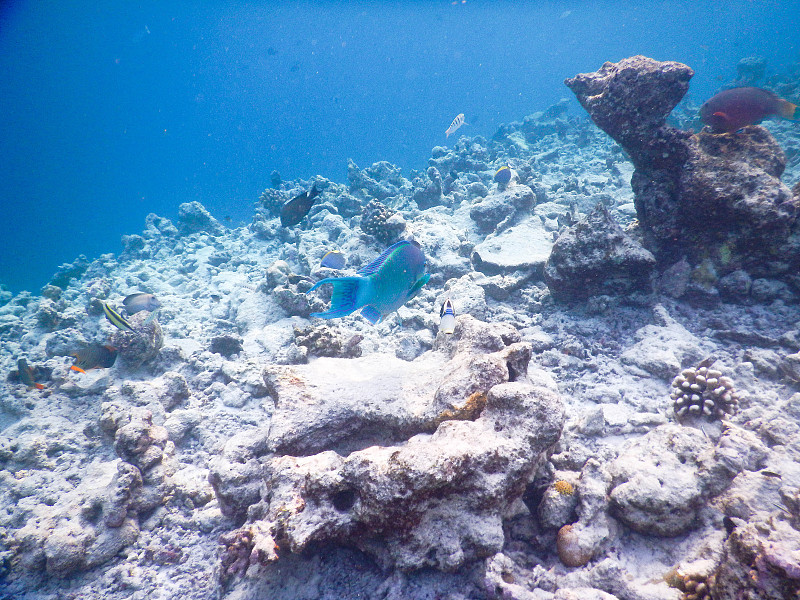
[
  {"left": 34, "top": 383, "right": 45, "bottom": 390},
  {"left": 780, "top": 100, "right": 798, "bottom": 120},
  {"left": 70, "top": 366, "right": 86, "bottom": 374},
  {"left": 308, "top": 276, "right": 366, "bottom": 319}
]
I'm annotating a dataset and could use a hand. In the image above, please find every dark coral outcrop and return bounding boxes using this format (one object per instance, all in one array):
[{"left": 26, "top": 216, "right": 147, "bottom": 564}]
[
  {"left": 544, "top": 203, "right": 655, "bottom": 301},
  {"left": 565, "top": 55, "right": 800, "bottom": 277}
]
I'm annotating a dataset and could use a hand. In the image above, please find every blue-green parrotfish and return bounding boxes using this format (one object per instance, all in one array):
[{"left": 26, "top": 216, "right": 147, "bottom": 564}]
[{"left": 306, "top": 240, "right": 431, "bottom": 325}]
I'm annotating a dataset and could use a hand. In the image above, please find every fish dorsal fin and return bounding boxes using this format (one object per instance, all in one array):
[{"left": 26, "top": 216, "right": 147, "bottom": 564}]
[{"left": 357, "top": 240, "right": 411, "bottom": 276}]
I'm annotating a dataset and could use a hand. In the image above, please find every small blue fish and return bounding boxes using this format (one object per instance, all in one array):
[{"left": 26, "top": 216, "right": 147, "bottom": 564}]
[
  {"left": 307, "top": 240, "right": 430, "bottom": 325},
  {"left": 439, "top": 298, "right": 456, "bottom": 334},
  {"left": 319, "top": 250, "right": 346, "bottom": 270}
]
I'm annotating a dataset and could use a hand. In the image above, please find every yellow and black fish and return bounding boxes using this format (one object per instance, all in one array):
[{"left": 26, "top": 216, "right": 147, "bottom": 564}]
[
  {"left": 494, "top": 165, "right": 512, "bottom": 185},
  {"left": 280, "top": 184, "right": 321, "bottom": 227},
  {"left": 17, "top": 358, "right": 45, "bottom": 390},
  {"left": 102, "top": 302, "right": 134, "bottom": 331},
  {"left": 71, "top": 344, "right": 118, "bottom": 373}
]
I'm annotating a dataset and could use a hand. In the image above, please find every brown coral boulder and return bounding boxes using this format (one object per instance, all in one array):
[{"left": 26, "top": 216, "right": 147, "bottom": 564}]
[
  {"left": 565, "top": 54, "right": 694, "bottom": 168},
  {"left": 566, "top": 55, "right": 800, "bottom": 277}
]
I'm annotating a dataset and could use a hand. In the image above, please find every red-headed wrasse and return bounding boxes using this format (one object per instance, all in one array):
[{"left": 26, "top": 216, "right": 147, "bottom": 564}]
[
  {"left": 102, "top": 302, "right": 134, "bottom": 331},
  {"left": 70, "top": 344, "right": 118, "bottom": 373},
  {"left": 700, "top": 87, "right": 797, "bottom": 133},
  {"left": 307, "top": 240, "right": 430, "bottom": 325},
  {"left": 439, "top": 298, "right": 456, "bottom": 334},
  {"left": 319, "top": 250, "right": 346, "bottom": 270},
  {"left": 280, "top": 183, "right": 321, "bottom": 227},
  {"left": 122, "top": 292, "right": 161, "bottom": 315},
  {"left": 445, "top": 113, "right": 467, "bottom": 138},
  {"left": 17, "top": 358, "right": 45, "bottom": 390}
]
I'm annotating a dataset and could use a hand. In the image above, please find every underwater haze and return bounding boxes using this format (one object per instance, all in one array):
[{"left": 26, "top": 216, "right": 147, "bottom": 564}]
[{"left": 0, "top": 0, "right": 798, "bottom": 294}]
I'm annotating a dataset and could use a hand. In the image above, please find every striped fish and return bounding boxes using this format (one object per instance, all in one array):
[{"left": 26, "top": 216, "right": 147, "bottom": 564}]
[
  {"left": 102, "top": 302, "right": 134, "bottom": 331},
  {"left": 439, "top": 298, "right": 456, "bottom": 334},
  {"left": 445, "top": 113, "right": 467, "bottom": 138}
]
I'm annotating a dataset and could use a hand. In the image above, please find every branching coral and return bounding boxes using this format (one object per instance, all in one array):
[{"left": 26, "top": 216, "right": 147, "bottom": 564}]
[{"left": 361, "top": 200, "right": 405, "bottom": 244}]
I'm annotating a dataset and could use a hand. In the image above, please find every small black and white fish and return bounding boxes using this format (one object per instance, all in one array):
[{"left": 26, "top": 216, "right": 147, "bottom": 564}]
[
  {"left": 439, "top": 298, "right": 456, "bottom": 334},
  {"left": 123, "top": 293, "right": 161, "bottom": 315},
  {"left": 102, "top": 302, "right": 134, "bottom": 331},
  {"left": 280, "top": 184, "right": 321, "bottom": 227},
  {"left": 445, "top": 113, "right": 467, "bottom": 138},
  {"left": 319, "top": 250, "right": 346, "bottom": 270}
]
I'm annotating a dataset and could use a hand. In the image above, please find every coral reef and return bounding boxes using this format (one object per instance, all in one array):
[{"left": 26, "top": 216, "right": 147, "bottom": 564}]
[
  {"left": 109, "top": 311, "right": 164, "bottom": 368},
  {"left": 2, "top": 53, "right": 800, "bottom": 599},
  {"left": 712, "top": 517, "right": 800, "bottom": 599},
  {"left": 608, "top": 423, "right": 767, "bottom": 536},
  {"left": 292, "top": 323, "right": 362, "bottom": 358},
  {"left": 177, "top": 201, "right": 225, "bottom": 236}
]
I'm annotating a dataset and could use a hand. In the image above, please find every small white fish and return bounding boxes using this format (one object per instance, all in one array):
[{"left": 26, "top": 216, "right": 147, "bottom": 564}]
[
  {"left": 445, "top": 113, "right": 467, "bottom": 138},
  {"left": 439, "top": 298, "right": 456, "bottom": 334}
]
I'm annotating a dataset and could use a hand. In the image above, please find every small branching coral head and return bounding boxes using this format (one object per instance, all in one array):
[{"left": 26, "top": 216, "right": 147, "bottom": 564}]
[{"left": 671, "top": 358, "right": 739, "bottom": 422}]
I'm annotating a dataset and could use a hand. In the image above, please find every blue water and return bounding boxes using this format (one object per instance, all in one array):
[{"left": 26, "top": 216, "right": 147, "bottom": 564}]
[{"left": 1, "top": 0, "right": 798, "bottom": 294}]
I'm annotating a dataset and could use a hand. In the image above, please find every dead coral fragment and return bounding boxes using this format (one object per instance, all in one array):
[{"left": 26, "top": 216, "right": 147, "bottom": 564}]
[
  {"left": 293, "top": 324, "right": 362, "bottom": 359},
  {"left": 671, "top": 359, "right": 739, "bottom": 421},
  {"left": 556, "top": 523, "right": 594, "bottom": 568}
]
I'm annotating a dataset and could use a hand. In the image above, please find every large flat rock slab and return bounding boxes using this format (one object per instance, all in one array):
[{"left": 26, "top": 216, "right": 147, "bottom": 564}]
[{"left": 471, "top": 216, "right": 553, "bottom": 275}]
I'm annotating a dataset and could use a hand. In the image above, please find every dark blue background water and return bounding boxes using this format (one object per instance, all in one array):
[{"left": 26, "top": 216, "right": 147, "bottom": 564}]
[{"left": 1, "top": 0, "right": 798, "bottom": 294}]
